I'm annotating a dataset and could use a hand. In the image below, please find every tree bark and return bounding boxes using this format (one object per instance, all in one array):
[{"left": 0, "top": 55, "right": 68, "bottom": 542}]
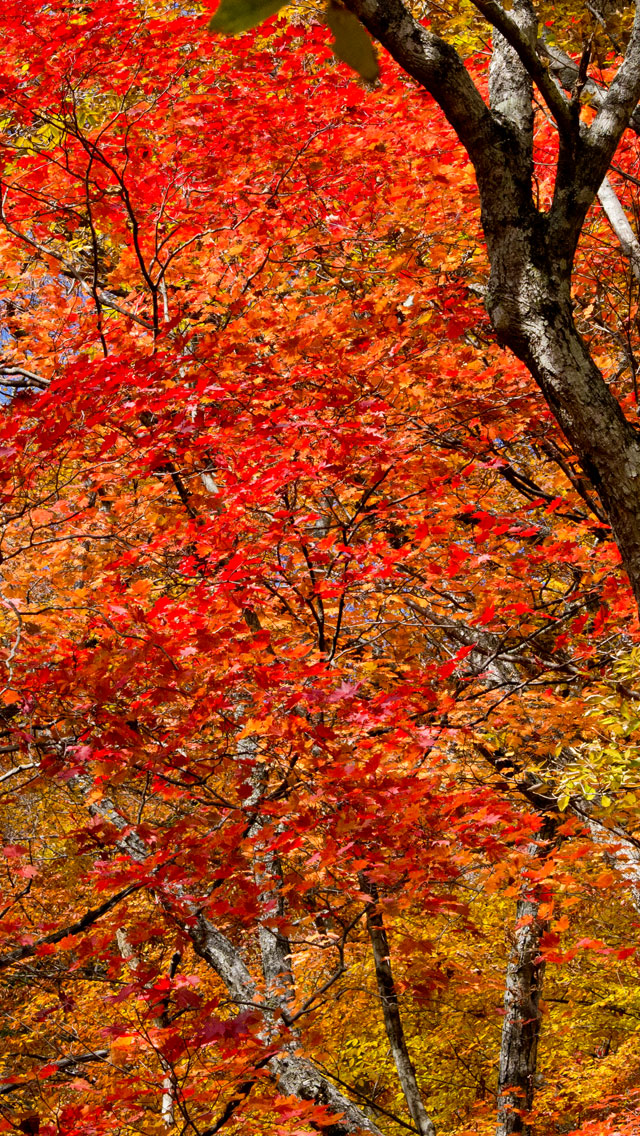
[
  {"left": 484, "top": 225, "right": 640, "bottom": 611},
  {"left": 597, "top": 177, "right": 640, "bottom": 283},
  {"left": 496, "top": 819, "right": 557, "bottom": 1136},
  {"left": 87, "top": 791, "right": 383, "bottom": 1136},
  {"left": 340, "top": 0, "right": 640, "bottom": 611},
  {"left": 496, "top": 896, "right": 546, "bottom": 1136},
  {"left": 360, "top": 875, "right": 435, "bottom": 1136},
  {"left": 247, "top": 756, "right": 296, "bottom": 1019}
]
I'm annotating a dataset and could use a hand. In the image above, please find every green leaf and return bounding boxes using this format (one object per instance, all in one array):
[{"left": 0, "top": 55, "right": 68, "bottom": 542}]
[
  {"left": 208, "top": 0, "right": 289, "bottom": 35},
  {"left": 324, "top": 1, "right": 379, "bottom": 83}
]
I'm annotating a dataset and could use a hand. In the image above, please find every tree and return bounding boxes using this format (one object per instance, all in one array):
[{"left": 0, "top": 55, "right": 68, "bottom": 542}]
[
  {"left": 211, "top": 0, "right": 640, "bottom": 603},
  {"left": 1, "top": 3, "right": 640, "bottom": 1136},
  {"left": 206, "top": 0, "right": 640, "bottom": 1129},
  {"left": 330, "top": 0, "right": 640, "bottom": 605}
]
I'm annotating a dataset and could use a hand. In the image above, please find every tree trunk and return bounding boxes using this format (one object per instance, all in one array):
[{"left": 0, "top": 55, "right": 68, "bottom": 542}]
[
  {"left": 360, "top": 875, "right": 435, "bottom": 1136},
  {"left": 496, "top": 896, "right": 546, "bottom": 1136},
  {"left": 496, "top": 819, "right": 557, "bottom": 1136},
  {"left": 486, "top": 221, "right": 640, "bottom": 610}
]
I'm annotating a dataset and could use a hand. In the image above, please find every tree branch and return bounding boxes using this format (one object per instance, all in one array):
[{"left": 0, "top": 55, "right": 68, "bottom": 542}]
[
  {"left": 580, "top": 1, "right": 640, "bottom": 196},
  {"left": 0, "top": 1050, "right": 109, "bottom": 1096},
  {"left": 0, "top": 883, "right": 141, "bottom": 972},
  {"left": 340, "top": 0, "right": 508, "bottom": 191},
  {"left": 86, "top": 791, "right": 383, "bottom": 1136},
  {"left": 471, "top": 0, "right": 572, "bottom": 135},
  {"left": 597, "top": 175, "right": 640, "bottom": 283},
  {"left": 496, "top": 828, "right": 555, "bottom": 1136},
  {"left": 0, "top": 366, "right": 49, "bottom": 390}
]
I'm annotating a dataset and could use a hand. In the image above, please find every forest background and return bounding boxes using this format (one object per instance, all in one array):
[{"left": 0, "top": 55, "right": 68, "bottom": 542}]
[{"left": 2, "top": 2, "right": 640, "bottom": 1136}]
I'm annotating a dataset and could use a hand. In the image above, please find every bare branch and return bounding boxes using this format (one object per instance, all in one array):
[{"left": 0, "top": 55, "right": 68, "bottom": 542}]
[
  {"left": 0, "top": 365, "right": 49, "bottom": 390},
  {"left": 0, "top": 1050, "right": 109, "bottom": 1096},
  {"left": 0, "top": 883, "right": 141, "bottom": 972},
  {"left": 0, "top": 761, "right": 37, "bottom": 783}
]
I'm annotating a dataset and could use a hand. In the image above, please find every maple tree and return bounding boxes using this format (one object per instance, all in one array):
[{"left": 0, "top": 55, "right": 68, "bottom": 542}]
[{"left": 1, "top": 3, "right": 640, "bottom": 1136}]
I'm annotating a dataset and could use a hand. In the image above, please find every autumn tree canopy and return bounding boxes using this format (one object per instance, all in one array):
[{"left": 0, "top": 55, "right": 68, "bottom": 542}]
[{"left": 2, "top": 3, "right": 640, "bottom": 1136}]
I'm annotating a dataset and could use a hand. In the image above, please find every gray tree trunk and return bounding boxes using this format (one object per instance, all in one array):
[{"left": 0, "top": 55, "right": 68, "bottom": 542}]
[
  {"left": 496, "top": 817, "right": 557, "bottom": 1136},
  {"left": 360, "top": 875, "right": 435, "bottom": 1136},
  {"left": 485, "top": 227, "right": 640, "bottom": 614},
  {"left": 496, "top": 895, "right": 546, "bottom": 1136}
]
